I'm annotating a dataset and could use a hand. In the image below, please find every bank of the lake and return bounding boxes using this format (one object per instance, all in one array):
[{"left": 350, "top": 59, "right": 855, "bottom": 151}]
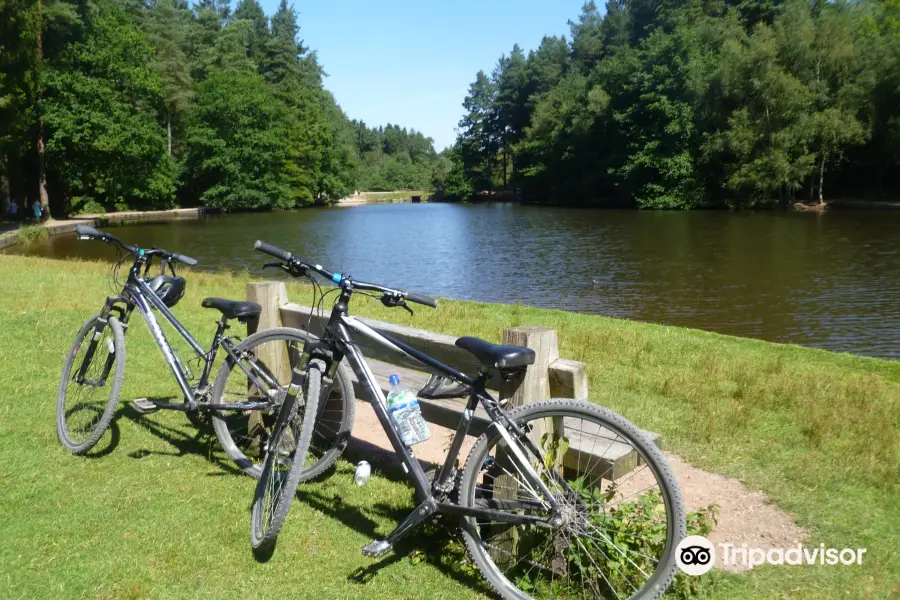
[
  {"left": 0, "top": 207, "right": 207, "bottom": 250},
  {"left": 0, "top": 254, "right": 897, "bottom": 599}
]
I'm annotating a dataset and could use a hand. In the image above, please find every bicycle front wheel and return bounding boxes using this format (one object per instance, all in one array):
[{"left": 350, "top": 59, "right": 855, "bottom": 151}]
[
  {"left": 210, "top": 327, "right": 355, "bottom": 479},
  {"left": 250, "top": 359, "right": 323, "bottom": 554},
  {"left": 56, "top": 314, "right": 126, "bottom": 454},
  {"left": 458, "top": 398, "right": 685, "bottom": 600}
]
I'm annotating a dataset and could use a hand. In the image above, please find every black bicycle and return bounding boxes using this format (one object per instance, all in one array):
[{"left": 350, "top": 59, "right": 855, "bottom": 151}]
[
  {"left": 56, "top": 225, "right": 355, "bottom": 483},
  {"left": 251, "top": 240, "right": 687, "bottom": 600}
]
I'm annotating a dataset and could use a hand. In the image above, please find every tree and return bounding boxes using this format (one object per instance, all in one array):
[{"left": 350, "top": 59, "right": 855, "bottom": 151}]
[
  {"left": 184, "top": 69, "right": 291, "bottom": 209},
  {"left": 569, "top": 1, "right": 606, "bottom": 72},
  {"left": 775, "top": 0, "right": 869, "bottom": 204},
  {"left": 42, "top": 6, "right": 176, "bottom": 210},
  {"left": 493, "top": 45, "right": 530, "bottom": 187},
  {"left": 457, "top": 71, "right": 499, "bottom": 193},
  {"left": 144, "top": 0, "right": 194, "bottom": 156},
  {"left": 0, "top": 0, "right": 40, "bottom": 207},
  {"left": 232, "top": 0, "right": 269, "bottom": 63}
]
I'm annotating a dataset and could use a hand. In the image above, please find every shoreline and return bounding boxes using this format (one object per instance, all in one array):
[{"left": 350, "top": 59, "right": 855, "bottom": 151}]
[{"left": 0, "top": 206, "right": 207, "bottom": 250}]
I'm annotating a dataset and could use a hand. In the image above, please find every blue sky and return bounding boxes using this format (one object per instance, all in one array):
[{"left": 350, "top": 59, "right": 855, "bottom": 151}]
[{"left": 256, "top": 0, "right": 588, "bottom": 151}]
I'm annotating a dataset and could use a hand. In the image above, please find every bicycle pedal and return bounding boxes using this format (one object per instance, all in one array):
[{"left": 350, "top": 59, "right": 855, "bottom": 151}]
[
  {"left": 130, "top": 398, "right": 159, "bottom": 414},
  {"left": 361, "top": 540, "right": 392, "bottom": 559}
]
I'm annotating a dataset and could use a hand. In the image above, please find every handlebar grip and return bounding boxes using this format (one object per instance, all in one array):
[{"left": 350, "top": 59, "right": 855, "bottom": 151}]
[
  {"left": 172, "top": 253, "right": 198, "bottom": 267},
  {"left": 254, "top": 240, "right": 293, "bottom": 262},
  {"left": 406, "top": 291, "right": 438, "bottom": 308},
  {"left": 75, "top": 225, "right": 103, "bottom": 239}
]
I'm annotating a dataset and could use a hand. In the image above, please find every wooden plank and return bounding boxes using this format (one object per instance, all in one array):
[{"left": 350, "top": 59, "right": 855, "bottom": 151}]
[
  {"left": 279, "top": 304, "right": 588, "bottom": 400},
  {"left": 549, "top": 358, "right": 588, "bottom": 400},
  {"left": 561, "top": 422, "right": 662, "bottom": 482},
  {"left": 280, "top": 303, "right": 490, "bottom": 378}
]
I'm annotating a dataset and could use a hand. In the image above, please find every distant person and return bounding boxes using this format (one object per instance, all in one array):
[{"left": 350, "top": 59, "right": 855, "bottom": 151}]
[
  {"left": 7, "top": 199, "right": 18, "bottom": 221},
  {"left": 33, "top": 199, "right": 43, "bottom": 223}
]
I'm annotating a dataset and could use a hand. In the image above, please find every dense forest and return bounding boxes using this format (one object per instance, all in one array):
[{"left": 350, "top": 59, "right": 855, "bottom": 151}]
[
  {"left": 440, "top": 0, "right": 900, "bottom": 208},
  {"left": 351, "top": 121, "right": 438, "bottom": 191},
  {"left": 0, "top": 0, "right": 438, "bottom": 215}
]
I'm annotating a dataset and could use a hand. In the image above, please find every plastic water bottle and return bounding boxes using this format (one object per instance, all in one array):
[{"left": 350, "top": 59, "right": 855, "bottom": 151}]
[
  {"left": 386, "top": 374, "right": 430, "bottom": 446},
  {"left": 354, "top": 460, "right": 371, "bottom": 486}
]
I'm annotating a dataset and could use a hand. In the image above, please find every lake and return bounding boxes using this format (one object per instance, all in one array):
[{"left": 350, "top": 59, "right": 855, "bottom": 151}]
[{"left": 8, "top": 203, "right": 900, "bottom": 359}]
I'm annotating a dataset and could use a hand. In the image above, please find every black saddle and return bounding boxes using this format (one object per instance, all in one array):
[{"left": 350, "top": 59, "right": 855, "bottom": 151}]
[
  {"left": 201, "top": 297, "right": 262, "bottom": 322},
  {"left": 455, "top": 336, "right": 535, "bottom": 369}
]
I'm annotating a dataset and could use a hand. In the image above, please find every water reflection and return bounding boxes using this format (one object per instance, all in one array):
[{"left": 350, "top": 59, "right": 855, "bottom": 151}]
[{"left": 8, "top": 203, "right": 899, "bottom": 358}]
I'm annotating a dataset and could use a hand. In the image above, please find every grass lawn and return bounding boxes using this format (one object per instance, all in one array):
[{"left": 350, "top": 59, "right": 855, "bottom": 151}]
[{"left": 0, "top": 254, "right": 897, "bottom": 599}]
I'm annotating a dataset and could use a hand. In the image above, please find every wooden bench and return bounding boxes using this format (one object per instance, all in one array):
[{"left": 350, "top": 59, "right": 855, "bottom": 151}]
[{"left": 246, "top": 282, "right": 660, "bottom": 477}]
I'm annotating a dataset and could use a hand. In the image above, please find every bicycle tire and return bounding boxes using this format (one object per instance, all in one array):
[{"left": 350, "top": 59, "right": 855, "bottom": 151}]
[
  {"left": 56, "top": 314, "right": 126, "bottom": 454},
  {"left": 249, "top": 359, "right": 323, "bottom": 553},
  {"left": 458, "top": 398, "right": 686, "bottom": 600},
  {"left": 210, "top": 327, "right": 355, "bottom": 479}
]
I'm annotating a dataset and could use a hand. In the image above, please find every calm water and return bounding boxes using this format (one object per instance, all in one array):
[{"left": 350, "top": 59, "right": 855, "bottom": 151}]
[{"left": 9, "top": 203, "right": 900, "bottom": 359}]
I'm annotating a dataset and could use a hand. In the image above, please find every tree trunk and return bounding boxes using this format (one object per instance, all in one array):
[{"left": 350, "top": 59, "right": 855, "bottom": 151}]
[
  {"left": 0, "top": 155, "right": 9, "bottom": 214},
  {"left": 38, "top": 122, "right": 49, "bottom": 211},
  {"left": 167, "top": 110, "right": 172, "bottom": 156},
  {"left": 37, "top": 0, "right": 49, "bottom": 212},
  {"left": 817, "top": 153, "right": 826, "bottom": 205},
  {"left": 502, "top": 150, "right": 507, "bottom": 189}
]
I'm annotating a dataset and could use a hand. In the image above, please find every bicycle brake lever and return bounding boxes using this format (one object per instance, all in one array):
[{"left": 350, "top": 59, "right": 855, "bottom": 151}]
[
  {"left": 400, "top": 301, "right": 414, "bottom": 316},
  {"left": 262, "top": 262, "right": 282, "bottom": 270}
]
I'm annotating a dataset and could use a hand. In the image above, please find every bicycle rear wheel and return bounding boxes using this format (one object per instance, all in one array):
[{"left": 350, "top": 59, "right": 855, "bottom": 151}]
[
  {"left": 210, "top": 328, "right": 354, "bottom": 479},
  {"left": 458, "top": 398, "right": 685, "bottom": 600},
  {"left": 249, "top": 359, "right": 323, "bottom": 554},
  {"left": 56, "top": 314, "right": 126, "bottom": 454}
]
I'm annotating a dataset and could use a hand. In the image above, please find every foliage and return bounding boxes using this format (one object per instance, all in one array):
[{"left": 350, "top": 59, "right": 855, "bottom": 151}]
[
  {"left": 0, "top": 0, "right": 423, "bottom": 214},
  {"left": 452, "top": 0, "right": 900, "bottom": 207},
  {"left": 15, "top": 224, "right": 48, "bottom": 243},
  {"left": 183, "top": 69, "right": 291, "bottom": 210},
  {"left": 528, "top": 431, "right": 719, "bottom": 598},
  {"left": 41, "top": 7, "right": 177, "bottom": 211},
  {"left": 352, "top": 121, "right": 439, "bottom": 191},
  {"left": 430, "top": 147, "right": 473, "bottom": 201}
]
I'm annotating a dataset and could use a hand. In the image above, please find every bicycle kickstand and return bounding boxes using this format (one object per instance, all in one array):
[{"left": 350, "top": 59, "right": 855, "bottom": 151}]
[{"left": 362, "top": 497, "right": 438, "bottom": 559}]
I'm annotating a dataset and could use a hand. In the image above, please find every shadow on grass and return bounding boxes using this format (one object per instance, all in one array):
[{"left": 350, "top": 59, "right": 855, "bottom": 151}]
[
  {"left": 119, "top": 401, "right": 491, "bottom": 595},
  {"left": 296, "top": 442, "right": 491, "bottom": 595},
  {"left": 82, "top": 415, "right": 121, "bottom": 459},
  {"left": 118, "top": 399, "right": 244, "bottom": 477}
]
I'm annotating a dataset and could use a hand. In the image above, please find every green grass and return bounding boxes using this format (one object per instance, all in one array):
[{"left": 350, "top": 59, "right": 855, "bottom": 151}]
[
  {"left": 1, "top": 254, "right": 897, "bottom": 599},
  {"left": 15, "top": 224, "right": 49, "bottom": 244}
]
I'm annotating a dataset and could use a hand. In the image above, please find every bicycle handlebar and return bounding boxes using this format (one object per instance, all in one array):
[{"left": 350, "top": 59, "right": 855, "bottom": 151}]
[
  {"left": 253, "top": 239, "right": 437, "bottom": 308},
  {"left": 405, "top": 291, "right": 438, "bottom": 308},
  {"left": 75, "top": 224, "right": 197, "bottom": 266}
]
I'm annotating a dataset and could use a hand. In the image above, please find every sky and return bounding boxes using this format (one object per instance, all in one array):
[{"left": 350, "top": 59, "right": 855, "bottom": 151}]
[{"left": 256, "top": 0, "right": 589, "bottom": 151}]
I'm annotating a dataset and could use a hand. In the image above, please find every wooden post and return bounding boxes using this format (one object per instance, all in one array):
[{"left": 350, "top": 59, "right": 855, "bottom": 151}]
[
  {"left": 245, "top": 281, "right": 291, "bottom": 436},
  {"left": 498, "top": 326, "right": 559, "bottom": 407},
  {"left": 246, "top": 281, "right": 287, "bottom": 335},
  {"left": 494, "top": 325, "right": 564, "bottom": 555},
  {"left": 549, "top": 358, "right": 588, "bottom": 400}
]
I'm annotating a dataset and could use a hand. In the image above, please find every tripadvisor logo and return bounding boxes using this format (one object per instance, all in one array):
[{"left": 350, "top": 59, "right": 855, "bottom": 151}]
[
  {"left": 676, "top": 536, "right": 715, "bottom": 576},
  {"left": 675, "top": 536, "right": 867, "bottom": 575}
]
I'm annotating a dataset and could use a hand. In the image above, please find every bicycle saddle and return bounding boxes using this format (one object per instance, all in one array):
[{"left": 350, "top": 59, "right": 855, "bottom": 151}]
[
  {"left": 201, "top": 297, "right": 262, "bottom": 322},
  {"left": 455, "top": 336, "right": 535, "bottom": 369}
]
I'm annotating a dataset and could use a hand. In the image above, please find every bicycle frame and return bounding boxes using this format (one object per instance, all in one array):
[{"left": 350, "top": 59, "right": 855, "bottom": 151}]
[
  {"left": 317, "top": 290, "right": 561, "bottom": 529},
  {"left": 85, "top": 259, "right": 276, "bottom": 412}
]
